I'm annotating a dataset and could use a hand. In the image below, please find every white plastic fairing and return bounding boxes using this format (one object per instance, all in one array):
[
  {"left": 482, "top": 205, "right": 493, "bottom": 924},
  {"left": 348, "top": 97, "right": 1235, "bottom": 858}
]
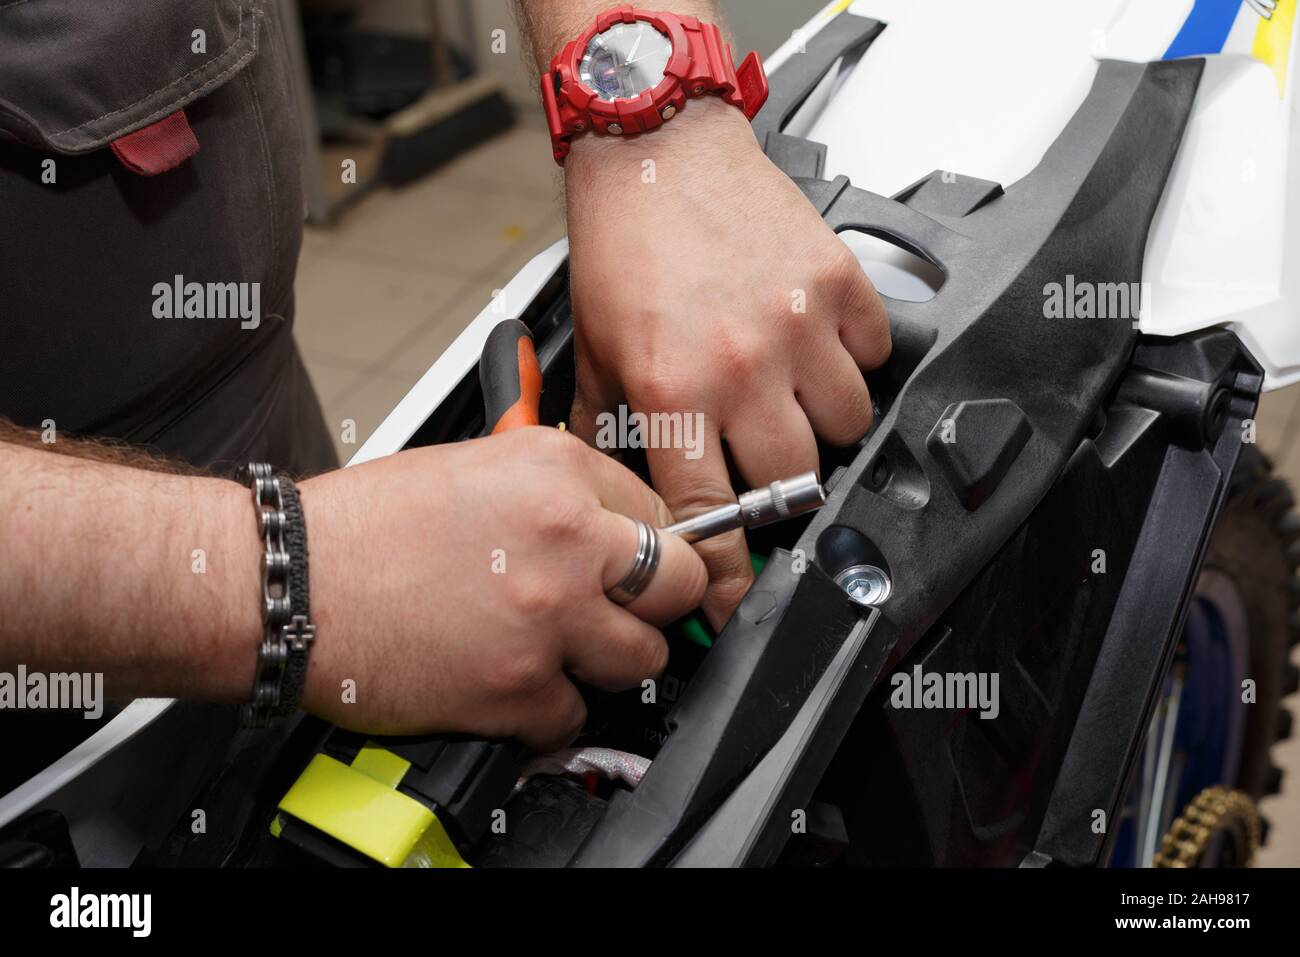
[
  {"left": 1142, "top": 56, "right": 1289, "bottom": 359},
  {"left": 779, "top": 0, "right": 1300, "bottom": 387}
]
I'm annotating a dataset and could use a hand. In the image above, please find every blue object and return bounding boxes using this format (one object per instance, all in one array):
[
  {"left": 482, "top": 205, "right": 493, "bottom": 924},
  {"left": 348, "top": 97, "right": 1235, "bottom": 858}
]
[{"left": 1165, "top": 0, "right": 1242, "bottom": 59}]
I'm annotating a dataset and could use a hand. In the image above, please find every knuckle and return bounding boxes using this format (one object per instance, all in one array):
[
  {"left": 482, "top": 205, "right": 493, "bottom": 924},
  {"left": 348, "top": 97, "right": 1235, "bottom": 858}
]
[
  {"left": 859, "top": 309, "right": 893, "bottom": 367},
  {"left": 821, "top": 259, "right": 892, "bottom": 356},
  {"left": 670, "top": 485, "right": 733, "bottom": 520},
  {"left": 824, "top": 383, "right": 875, "bottom": 446},
  {"left": 648, "top": 494, "right": 676, "bottom": 529},
  {"left": 609, "top": 630, "right": 669, "bottom": 686},
  {"left": 717, "top": 563, "right": 756, "bottom": 599},
  {"left": 547, "top": 697, "right": 588, "bottom": 748},
  {"left": 709, "top": 574, "right": 754, "bottom": 621},
  {"left": 682, "top": 556, "right": 710, "bottom": 608},
  {"left": 532, "top": 425, "right": 587, "bottom": 468},
  {"left": 627, "top": 362, "right": 694, "bottom": 411},
  {"left": 622, "top": 485, "right": 675, "bottom": 530},
  {"left": 641, "top": 635, "right": 670, "bottom": 679},
  {"left": 831, "top": 284, "right": 892, "bottom": 369},
  {"left": 698, "top": 536, "right": 755, "bottom": 591},
  {"left": 508, "top": 573, "right": 568, "bottom": 622},
  {"left": 816, "top": 248, "right": 868, "bottom": 302},
  {"left": 849, "top": 399, "right": 876, "bottom": 441},
  {"left": 484, "top": 648, "right": 554, "bottom": 701},
  {"left": 532, "top": 497, "right": 596, "bottom": 548},
  {"left": 714, "top": 334, "right": 763, "bottom": 383}
]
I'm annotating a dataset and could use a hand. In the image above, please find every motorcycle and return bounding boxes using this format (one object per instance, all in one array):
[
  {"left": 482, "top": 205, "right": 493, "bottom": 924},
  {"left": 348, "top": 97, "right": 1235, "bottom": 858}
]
[{"left": 3, "top": 0, "right": 1297, "bottom": 869}]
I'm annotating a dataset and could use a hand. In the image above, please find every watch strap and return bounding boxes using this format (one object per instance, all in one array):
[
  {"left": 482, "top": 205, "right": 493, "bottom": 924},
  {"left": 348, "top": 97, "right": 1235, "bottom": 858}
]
[{"left": 690, "top": 22, "right": 769, "bottom": 120}]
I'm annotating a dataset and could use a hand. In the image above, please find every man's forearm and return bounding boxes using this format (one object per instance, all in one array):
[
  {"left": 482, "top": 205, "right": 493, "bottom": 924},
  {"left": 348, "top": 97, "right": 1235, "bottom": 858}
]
[
  {"left": 515, "top": 0, "right": 724, "bottom": 75},
  {"left": 0, "top": 438, "right": 261, "bottom": 702}
]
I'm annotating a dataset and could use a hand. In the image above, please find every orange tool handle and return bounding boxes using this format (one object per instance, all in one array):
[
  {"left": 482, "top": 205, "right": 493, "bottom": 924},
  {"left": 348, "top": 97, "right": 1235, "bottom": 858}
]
[{"left": 481, "top": 319, "right": 542, "bottom": 434}]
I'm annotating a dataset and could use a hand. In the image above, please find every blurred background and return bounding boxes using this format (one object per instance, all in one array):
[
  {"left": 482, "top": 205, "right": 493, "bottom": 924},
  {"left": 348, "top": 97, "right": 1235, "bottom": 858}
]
[{"left": 285, "top": 0, "right": 1300, "bottom": 865}]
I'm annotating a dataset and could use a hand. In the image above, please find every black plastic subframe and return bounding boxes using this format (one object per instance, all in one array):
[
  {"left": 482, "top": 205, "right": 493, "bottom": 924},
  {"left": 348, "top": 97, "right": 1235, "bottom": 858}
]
[{"left": 570, "top": 15, "right": 1222, "bottom": 866}]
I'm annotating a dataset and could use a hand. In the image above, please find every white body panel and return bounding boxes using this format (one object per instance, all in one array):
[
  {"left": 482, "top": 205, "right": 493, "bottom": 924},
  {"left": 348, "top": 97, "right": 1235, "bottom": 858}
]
[{"left": 776, "top": 0, "right": 1300, "bottom": 387}]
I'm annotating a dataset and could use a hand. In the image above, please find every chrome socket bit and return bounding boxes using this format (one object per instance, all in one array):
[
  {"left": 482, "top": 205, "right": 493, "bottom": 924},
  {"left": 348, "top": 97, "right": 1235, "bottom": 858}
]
[{"left": 662, "top": 472, "right": 826, "bottom": 544}]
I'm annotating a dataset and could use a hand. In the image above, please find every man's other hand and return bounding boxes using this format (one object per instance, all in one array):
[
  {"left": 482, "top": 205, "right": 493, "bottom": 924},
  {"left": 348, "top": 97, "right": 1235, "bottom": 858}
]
[{"left": 564, "top": 96, "right": 891, "bottom": 629}]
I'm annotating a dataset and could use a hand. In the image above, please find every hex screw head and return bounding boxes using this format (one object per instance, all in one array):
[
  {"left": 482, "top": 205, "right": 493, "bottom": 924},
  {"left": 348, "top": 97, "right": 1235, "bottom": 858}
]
[{"left": 834, "top": 564, "right": 892, "bottom": 607}]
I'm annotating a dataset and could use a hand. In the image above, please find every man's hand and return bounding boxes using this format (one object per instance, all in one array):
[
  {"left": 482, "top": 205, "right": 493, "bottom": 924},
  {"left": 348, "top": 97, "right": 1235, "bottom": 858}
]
[
  {"left": 564, "top": 96, "right": 891, "bottom": 628},
  {"left": 300, "top": 428, "right": 706, "bottom": 751},
  {"left": 1, "top": 427, "right": 705, "bottom": 753}
]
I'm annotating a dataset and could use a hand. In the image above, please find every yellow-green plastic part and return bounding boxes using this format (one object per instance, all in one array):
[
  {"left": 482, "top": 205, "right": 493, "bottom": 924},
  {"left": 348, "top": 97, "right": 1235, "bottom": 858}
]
[
  {"left": 352, "top": 744, "right": 410, "bottom": 788},
  {"left": 276, "top": 753, "right": 468, "bottom": 868},
  {"left": 405, "top": 818, "right": 473, "bottom": 869}
]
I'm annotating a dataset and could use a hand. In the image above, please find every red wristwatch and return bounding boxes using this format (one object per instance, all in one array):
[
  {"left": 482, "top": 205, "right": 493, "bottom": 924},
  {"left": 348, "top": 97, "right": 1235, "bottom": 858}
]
[{"left": 540, "top": 5, "right": 770, "bottom": 165}]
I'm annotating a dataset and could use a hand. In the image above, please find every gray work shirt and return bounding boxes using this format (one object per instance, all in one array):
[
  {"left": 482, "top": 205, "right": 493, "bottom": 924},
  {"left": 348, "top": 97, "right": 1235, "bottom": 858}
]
[{"left": 0, "top": 0, "right": 336, "bottom": 475}]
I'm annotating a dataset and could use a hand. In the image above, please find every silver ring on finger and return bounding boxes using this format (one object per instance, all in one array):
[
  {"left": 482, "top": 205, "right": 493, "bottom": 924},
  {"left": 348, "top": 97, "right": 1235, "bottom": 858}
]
[{"left": 606, "top": 518, "right": 661, "bottom": 605}]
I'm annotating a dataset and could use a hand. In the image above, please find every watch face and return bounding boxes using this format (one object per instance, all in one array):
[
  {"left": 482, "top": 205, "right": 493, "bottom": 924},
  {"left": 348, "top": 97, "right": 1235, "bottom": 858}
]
[{"left": 580, "top": 20, "right": 673, "bottom": 102}]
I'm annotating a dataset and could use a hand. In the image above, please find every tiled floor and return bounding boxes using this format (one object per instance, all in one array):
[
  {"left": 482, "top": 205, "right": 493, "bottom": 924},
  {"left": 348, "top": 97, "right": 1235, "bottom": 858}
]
[
  {"left": 294, "top": 119, "right": 563, "bottom": 464},
  {"left": 293, "top": 122, "right": 1300, "bottom": 866}
]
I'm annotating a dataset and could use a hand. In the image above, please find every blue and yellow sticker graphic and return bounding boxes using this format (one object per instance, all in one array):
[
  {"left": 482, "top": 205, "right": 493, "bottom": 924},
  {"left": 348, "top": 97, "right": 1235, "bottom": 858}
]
[{"left": 1165, "top": 0, "right": 1296, "bottom": 94}]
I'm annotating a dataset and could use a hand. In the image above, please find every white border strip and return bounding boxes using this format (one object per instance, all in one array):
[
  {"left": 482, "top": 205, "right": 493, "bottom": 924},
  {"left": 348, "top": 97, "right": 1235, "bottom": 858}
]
[{"left": 0, "top": 699, "right": 176, "bottom": 829}]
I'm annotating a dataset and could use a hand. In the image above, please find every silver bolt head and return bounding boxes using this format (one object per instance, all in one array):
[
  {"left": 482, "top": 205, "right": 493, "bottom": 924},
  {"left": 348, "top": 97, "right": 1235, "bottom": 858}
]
[
  {"left": 661, "top": 105, "right": 677, "bottom": 120},
  {"left": 834, "top": 564, "right": 892, "bottom": 607},
  {"left": 693, "top": 85, "right": 706, "bottom": 94},
  {"left": 608, "top": 123, "right": 623, "bottom": 135}
]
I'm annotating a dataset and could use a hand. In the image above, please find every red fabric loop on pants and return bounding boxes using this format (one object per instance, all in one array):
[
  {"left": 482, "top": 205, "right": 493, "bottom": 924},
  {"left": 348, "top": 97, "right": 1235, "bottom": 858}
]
[{"left": 109, "top": 109, "right": 199, "bottom": 175}]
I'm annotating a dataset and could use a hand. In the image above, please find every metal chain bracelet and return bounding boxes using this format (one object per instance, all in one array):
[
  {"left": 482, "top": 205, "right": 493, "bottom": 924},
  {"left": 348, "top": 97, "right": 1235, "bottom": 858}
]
[{"left": 235, "top": 463, "right": 316, "bottom": 728}]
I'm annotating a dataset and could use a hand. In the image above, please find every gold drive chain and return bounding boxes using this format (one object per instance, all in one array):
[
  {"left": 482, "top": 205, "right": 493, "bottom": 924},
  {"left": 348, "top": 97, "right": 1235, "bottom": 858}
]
[{"left": 1152, "top": 786, "right": 1261, "bottom": 868}]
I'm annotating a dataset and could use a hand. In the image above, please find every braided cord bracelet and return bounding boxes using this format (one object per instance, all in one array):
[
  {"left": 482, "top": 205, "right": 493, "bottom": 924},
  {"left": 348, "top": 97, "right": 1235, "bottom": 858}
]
[{"left": 235, "top": 464, "right": 316, "bottom": 727}]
